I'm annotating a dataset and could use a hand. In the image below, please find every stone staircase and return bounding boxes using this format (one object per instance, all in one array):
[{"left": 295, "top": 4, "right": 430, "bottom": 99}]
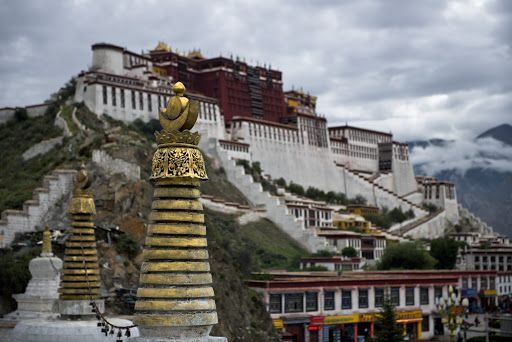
[
  {"left": 390, "top": 209, "right": 445, "bottom": 236},
  {"left": 216, "top": 149, "right": 332, "bottom": 253},
  {"left": 336, "top": 163, "right": 428, "bottom": 217},
  {"left": 0, "top": 169, "right": 76, "bottom": 247}
]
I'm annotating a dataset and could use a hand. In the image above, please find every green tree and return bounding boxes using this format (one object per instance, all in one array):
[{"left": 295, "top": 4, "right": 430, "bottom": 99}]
[
  {"left": 430, "top": 237, "right": 463, "bottom": 269},
  {"left": 341, "top": 246, "right": 358, "bottom": 258},
  {"left": 287, "top": 182, "right": 305, "bottom": 196},
  {"left": 351, "top": 195, "right": 367, "bottom": 205},
  {"left": 374, "top": 297, "right": 404, "bottom": 342},
  {"left": 378, "top": 241, "right": 437, "bottom": 270},
  {"left": 115, "top": 234, "right": 140, "bottom": 260}
]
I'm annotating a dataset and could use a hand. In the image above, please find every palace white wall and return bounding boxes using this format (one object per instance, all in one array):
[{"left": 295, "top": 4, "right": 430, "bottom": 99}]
[
  {"left": 392, "top": 158, "right": 417, "bottom": 196},
  {"left": 92, "top": 47, "right": 124, "bottom": 74}
]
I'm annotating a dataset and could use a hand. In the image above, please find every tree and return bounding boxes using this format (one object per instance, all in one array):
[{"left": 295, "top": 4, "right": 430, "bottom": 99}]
[
  {"left": 378, "top": 241, "right": 437, "bottom": 270},
  {"left": 374, "top": 297, "right": 404, "bottom": 342},
  {"left": 341, "top": 246, "right": 358, "bottom": 258},
  {"left": 351, "top": 195, "right": 367, "bottom": 205},
  {"left": 430, "top": 237, "right": 464, "bottom": 269}
]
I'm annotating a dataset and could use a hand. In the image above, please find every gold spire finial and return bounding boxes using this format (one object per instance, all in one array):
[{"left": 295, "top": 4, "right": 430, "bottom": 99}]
[
  {"left": 42, "top": 225, "right": 52, "bottom": 256},
  {"left": 159, "top": 81, "right": 199, "bottom": 132}
]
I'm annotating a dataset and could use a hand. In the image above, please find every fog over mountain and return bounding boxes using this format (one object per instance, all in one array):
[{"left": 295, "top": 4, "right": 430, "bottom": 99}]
[{"left": 409, "top": 123, "right": 512, "bottom": 235}]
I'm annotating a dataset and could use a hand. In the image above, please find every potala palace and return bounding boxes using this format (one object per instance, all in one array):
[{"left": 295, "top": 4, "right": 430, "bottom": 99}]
[{"left": 0, "top": 42, "right": 494, "bottom": 252}]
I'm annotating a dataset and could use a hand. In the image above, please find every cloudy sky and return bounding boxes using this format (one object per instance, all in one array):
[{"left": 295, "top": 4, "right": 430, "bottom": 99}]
[{"left": 0, "top": 0, "right": 510, "bottom": 141}]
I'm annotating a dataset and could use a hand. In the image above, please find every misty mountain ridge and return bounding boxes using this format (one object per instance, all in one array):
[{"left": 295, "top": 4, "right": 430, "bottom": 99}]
[{"left": 408, "top": 123, "right": 512, "bottom": 235}]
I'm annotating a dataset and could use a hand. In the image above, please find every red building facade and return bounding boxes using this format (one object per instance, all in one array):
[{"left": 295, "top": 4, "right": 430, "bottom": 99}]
[{"left": 149, "top": 45, "right": 286, "bottom": 124}]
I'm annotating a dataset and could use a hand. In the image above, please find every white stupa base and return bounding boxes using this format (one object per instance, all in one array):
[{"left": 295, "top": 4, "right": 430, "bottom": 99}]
[
  {"left": 132, "top": 326, "right": 227, "bottom": 342},
  {"left": 7, "top": 318, "right": 139, "bottom": 342}
]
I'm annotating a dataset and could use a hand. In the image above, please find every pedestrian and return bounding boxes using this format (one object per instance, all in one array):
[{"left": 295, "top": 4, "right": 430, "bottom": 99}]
[
  {"left": 475, "top": 316, "right": 480, "bottom": 327},
  {"left": 457, "top": 332, "right": 463, "bottom": 342}
]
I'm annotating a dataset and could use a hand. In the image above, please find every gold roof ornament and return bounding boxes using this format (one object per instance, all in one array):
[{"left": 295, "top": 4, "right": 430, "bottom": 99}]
[
  {"left": 187, "top": 48, "right": 204, "bottom": 59},
  {"left": 135, "top": 81, "right": 217, "bottom": 339},
  {"left": 153, "top": 41, "right": 170, "bottom": 52},
  {"left": 41, "top": 225, "right": 53, "bottom": 257}
]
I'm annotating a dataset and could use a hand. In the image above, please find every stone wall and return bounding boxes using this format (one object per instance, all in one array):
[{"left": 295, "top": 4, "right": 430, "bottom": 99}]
[
  {"left": 91, "top": 149, "right": 140, "bottom": 181},
  {"left": 0, "top": 103, "right": 51, "bottom": 124},
  {"left": 0, "top": 169, "right": 76, "bottom": 247}
]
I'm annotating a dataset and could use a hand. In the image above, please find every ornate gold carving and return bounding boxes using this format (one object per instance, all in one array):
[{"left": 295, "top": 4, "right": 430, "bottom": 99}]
[
  {"left": 155, "top": 129, "right": 200, "bottom": 145},
  {"left": 150, "top": 146, "right": 207, "bottom": 180}
]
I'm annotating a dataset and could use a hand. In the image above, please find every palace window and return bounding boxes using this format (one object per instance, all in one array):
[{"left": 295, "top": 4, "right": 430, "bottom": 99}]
[
  {"left": 375, "top": 288, "right": 384, "bottom": 308},
  {"left": 391, "top": 287, "right": 400, "bottom": 306},
  {"left": 148, "top": 93, "right": 152, "bottom": 112},
  {"left": 111, "top": 87, "right": 116, "bottom": 106},
  {"left": 358, "top": 289, "right": 369, "bottom": 308},
  {"left": 324, "top": 291, "right": 335, "bottom": 311},
  {"left": 120, "top": 89, "right": 125, "bottom": 108},
  {"left": 490, "top": 277, "right": 496, "bottom": 290},
  {"left": 481, "top": 277, "right": 488, "bottom": 290},
  {"left": 102, "top": 85, "right": 108, "bottom": 105},
  {"left": 306, "top": 292, "right": 318, "bottom": 312},
  {"left": 269, "top": 294, "right": 282, "bottom": 313},
  {"left": 139, "top": 92, "right": 144, "bottom": 110},
  {"left": 406, "top": 287, "right": 415, "bottom": 306},
  {"left": 420, "top": 287, "right": 429, "bottom": 305},
  {"left": 284, "top": 293, "right": 303, "bottom": 313},
  {"left": 462, "top": 277, "right": 468, "bottom": 289},
  {"left": 434, "top": 286, "right": 443, "bottom": 300},
  {"left": 341, "top": 290, "right": 352, "bottom": 309},
  {"left": 131, "top": 90, "right": 136, "bottom": 109}
]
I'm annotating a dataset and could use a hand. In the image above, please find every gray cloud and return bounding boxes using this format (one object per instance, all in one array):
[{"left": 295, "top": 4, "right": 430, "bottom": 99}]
[
  {"left": 410, "top": 137, "right": 512, "bottom": 175},
  {"left": 0, "top": 0, "right": 510, "bottom": 141}
]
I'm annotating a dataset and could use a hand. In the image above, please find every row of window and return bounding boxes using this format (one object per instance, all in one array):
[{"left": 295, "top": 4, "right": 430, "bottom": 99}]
[
  {"left": 101, "top": 85, "right": 219, "bottom": 121},
  {"left": 330, "top": 129, "right": 392, "bottom": 145},
  {"left": 269, "top": 287, "right": 436, "bottom": 314}
]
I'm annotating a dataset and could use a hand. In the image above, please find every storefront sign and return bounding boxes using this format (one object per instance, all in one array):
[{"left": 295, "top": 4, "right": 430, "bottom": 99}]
[
  {"left": 481, "top": 289, "right": 497, "bottom": 296},
  {"left": 359, "top": 313, "right": 375, "bottom": 322},
  {"left": 310, "top": 316, "right": 325, "bottom": 325},
  {"left": 324, "top": 314, "right": 359, "bottom": 325},
  {"left": 396, "top": 310, "right": 423, "bottom": 323},
  {"left": 273, "top": 319, "right": 284, "bottom": 329}
]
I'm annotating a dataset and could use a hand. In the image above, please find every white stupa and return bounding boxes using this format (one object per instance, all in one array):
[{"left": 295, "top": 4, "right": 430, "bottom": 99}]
[{"left": 6, "top": 226, "right": 62, "bottom": 320}]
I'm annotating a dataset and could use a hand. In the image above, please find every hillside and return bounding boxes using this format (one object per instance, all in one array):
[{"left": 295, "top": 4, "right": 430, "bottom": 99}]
[{"left": 0, "top": 87, "right": 311, "bottom": 340}]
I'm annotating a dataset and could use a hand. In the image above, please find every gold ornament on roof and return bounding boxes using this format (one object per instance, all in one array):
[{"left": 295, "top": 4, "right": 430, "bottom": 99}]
[
  {"left": 159, "top": 82, "right": 199, "bottom": 132},
  {"left": 153, "top": 41, "right": 170, "bottom": 52}
]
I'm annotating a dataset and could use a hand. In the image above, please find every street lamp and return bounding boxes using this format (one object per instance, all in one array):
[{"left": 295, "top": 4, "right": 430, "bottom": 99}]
[{"left": 435, "top": 285, "right": 470, "bottom": 342}]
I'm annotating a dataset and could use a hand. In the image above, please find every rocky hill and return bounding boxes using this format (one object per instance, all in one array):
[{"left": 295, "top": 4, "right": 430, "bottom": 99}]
[{"left": 0, "top": 83, "right": 309, "bottom": 340}]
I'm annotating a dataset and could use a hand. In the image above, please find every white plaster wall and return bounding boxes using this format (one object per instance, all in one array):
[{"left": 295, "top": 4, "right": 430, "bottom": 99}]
[
  {"left": 92, "top": 150, "right": 140, "bottom": 181},
  {"left": 392, "top": 159, "right": 417, "bottom": 196},
  {"left": 404, "top": 210, "right": 448, "bottom": 239},
  {"left": 217, "top": 149, "right": 331, "bottom": 253},
  {"left": 0, "top": 107, "right": 15, "bottom": 124},
  {"left": 26, "top": 104, "right": 50, "bottom": 118},
  {"left": 22, "top": 137, "right": 63, "bottom": 161},
  {"left": 92, "top": 47, "right": 124, "bottom": 74},
  {"left": 0, "top": 170, "right": 76, "bottom": 247},
  {"left": 374, "top": 173, "right": 393, "bottom": 192}
]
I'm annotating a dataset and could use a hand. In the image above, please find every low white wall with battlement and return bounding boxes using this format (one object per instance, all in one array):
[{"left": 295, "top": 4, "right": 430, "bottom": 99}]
[
  {"left": 22, "top": 137, "right": 63, "bottom": 161},
  {"left": 0, "top": 170, "right": 76, "bottom": 248},
  {"left": 404, "top": 210, "right": 448, "bottom": 240},
  {"left": 92, "top": 149, "right": 140, "bottom": 181}
]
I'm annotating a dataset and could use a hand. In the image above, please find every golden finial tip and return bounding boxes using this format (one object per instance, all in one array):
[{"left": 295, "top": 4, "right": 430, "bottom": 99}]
[
  {"left": 42, "top": 225, "right": 52, "bottom": 255},
  {"left": 173, "top": 82, "right": 185, "bottom": 95}
]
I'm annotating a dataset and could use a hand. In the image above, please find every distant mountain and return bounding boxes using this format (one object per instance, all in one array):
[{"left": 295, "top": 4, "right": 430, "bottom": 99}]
[
  {"left": 409, "top": 123, "right": 512, "bottom": 236},
  {"left": 477, "top": 123, "right": 512, "bottom": 146}
]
